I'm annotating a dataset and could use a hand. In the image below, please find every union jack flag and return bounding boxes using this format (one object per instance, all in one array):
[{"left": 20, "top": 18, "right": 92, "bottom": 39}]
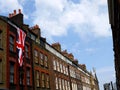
[{"left": 16, "top": 28, "right": 26, "bottom": 66}]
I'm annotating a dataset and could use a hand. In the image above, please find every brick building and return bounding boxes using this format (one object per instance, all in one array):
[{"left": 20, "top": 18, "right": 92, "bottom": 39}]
[{"left": 0, "top": 9, "right": 99, "bottom": 90}]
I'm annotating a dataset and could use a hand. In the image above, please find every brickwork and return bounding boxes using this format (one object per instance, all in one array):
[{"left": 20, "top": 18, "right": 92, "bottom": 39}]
[
  {"left": 0, "top": 10, "right": 99, "bottom": 90},
  {"left": 0, "top": 19, "right": 8, "bottom": 89}
]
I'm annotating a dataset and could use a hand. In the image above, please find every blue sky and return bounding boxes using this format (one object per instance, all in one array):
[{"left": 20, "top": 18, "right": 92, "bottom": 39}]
[{"left": 0, "top": 0, "right": 115, "bottom": 89}]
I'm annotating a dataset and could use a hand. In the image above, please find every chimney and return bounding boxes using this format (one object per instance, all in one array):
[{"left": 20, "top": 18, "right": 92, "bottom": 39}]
[
  {"left": 11, "top": 13, "right": 14, "bottom": 17},
  {"left": 14, "top": 10, "right": 16, "bottom": 15},
  {"left": 79, "top": 64, "right": 86, "bottom": 70},
  {"left": 73, "top": 59, "right": 78, "bottom": 65},
  {"left": 18, "top": 9, "right": 21, "bottom": 14},
  {"left": 68, "top": 53, "right": 74, "bottom": 61},
  {"left": 52, "top": 43, "right": 61, "bottom": 52},
  {"left": 29, "top": 24, "right": 41, "bottom": 38},
  {"left": 8, "top": 9, "right": 23, "bottom": 27},
  {"left": 62, "top": 50, "right": 69, "bottom": 57},
  {"left": 9, "top": 14, "right": 12, "bottom": 18}
]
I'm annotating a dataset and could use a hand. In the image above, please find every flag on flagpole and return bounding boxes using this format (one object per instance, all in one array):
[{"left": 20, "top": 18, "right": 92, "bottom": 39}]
[
  {"left": 16, "top": 28, "right": 26, "bottom": 66},
  {"left": 4, "top": 18, "right": 26, "bottom": 66}
]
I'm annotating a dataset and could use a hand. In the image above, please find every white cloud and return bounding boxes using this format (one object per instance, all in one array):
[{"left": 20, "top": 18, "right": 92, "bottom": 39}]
[
  {"left": 97, "top": 66, "right": 115, "bottom": 73},
  {"left": 33, "top": 0, "right": 68, "bottom": 39},
  {"left": 0, "top": 0, "right": 23, "bottom": 14},
  {"left": 71, "top": 42, "right": 81, "bottom": 54},
  {"left": 98, "top": 0, "right": 107, "bottom": 6},
  {"left": 0, "top": 0, "right": 30, "bottom": 20},
  {"left": 33, "top": 0, "right": 111, "bottom": 41},
  {"left": 85, "top": 48, "right": 96, "bottom": 53}
]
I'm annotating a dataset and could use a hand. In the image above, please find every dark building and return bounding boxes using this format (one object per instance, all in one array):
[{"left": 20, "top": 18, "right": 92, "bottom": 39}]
[
  {"left": 0, "top": 9, "right": 99, "bottom": 90},
  {"left": 113, "top": 82, "right": 117, "bottom": 90},
  {"left": 107, "top": 0, "right": 120, "bottom": 89},
  {"left": 103, "top": 83, "right": 110, "bottom": 90},
  {"left": 103, "top": 82, "right": 115, "bottom": 90},
  {"left": 0, "top": 9, "right": 33, "bottom": 90}
]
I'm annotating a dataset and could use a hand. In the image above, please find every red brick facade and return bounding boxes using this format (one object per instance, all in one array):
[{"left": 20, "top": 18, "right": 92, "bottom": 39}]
[{"left": 0, "top": 10, "right": 99, "bottom": 90}]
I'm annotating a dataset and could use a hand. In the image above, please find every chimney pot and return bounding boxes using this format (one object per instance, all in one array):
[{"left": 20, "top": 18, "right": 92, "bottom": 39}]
[
  {"left": 52, "top": 42, "right": 61, "bottom": 52},
  {"left": 33, "top": 26, "right": 35, "bottom": 29},
  {"left": 11, "top": 13, "right": 14, "bottom": 17},
  {"left": 14, "top": 10, "right": 16, "bottom": 15},
  {"left": 36, "top": 24, "right": 39, "bottom": 29},
  {"left": 36, "top": 25, "right": 39, "bottom": 29},
  {"left": 9, "top": 14, "right": 12, "bottom": 18},
  {"left": 35, "top": 25, "right": 37, "bottom": 29},
  {"left": 18, "top": 9, "right": 21, "bottom": 14}
]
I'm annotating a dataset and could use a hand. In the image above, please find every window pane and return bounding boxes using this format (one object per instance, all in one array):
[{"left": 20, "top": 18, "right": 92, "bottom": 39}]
[
  {"left": 25, "top": 45, "right": 29, "bottom": 58},
  {"left": 31, "top": 34, "right": 36, "bottom": 40},
  {"left": 10, "top": 63, "right": 14, "bottom": 83},
  {"left": 66, "top": 67, "right": 68, "bottom": 75},
  {"left": 55, "top": 77, "right": 58, "bottom": 89},
  {"left": 62, "top": 79, "right": 65, "bottom": 90},
  {"left": 59, "top": 78, "right": 61, "bottom": 90},
  {"left": 53, "top": 60, "right": 56, "bottom": 70},
  {"left": 36, "top": 71, "right": 40, "bottom": 87},
  {"left": 65, "top": 80, "right": 67, "bottom": 90},
  {"left": 41, "top": 73, "right": 45, "bottom": 87},
  {"left": 68, "top": 81, "right": 70, "bottom": 90},
  {"left": 60, "top": 63, "right": 63, "bottom": 73},
  {"left": 46, "top": 75, "right": 50, "bottom": 88},
  {"left": 27, "top": 79, "right": 30, "bottom": 85},
  {"left": 57, "top": 61, "right": 60, "bottom": 72},
  {"left": 26, "top": 68, "right": 30, "bottom": 85},
  {"left": 10, "top": 74, "right": 14, "bottom": 83},
  {"left": 9, "top": 36, "right": 14, "bottom": 51},
  {"left": 27, "top": 70, "right": 30, "bottom": 77},
  {"left": 10, "top": 36, "right": 14, "bottom": 44},
  {"left": 44, "top": 55, "right": 48, "bottom": 67},
  {"left": 63, "top": 65, "right": 65, "bottom": 74},
  {"left": 40, "top": 53, "right": 44, "bottom": 65},
  {"left": 34, "top": 50, "right": 38, "bottom": 63}
]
